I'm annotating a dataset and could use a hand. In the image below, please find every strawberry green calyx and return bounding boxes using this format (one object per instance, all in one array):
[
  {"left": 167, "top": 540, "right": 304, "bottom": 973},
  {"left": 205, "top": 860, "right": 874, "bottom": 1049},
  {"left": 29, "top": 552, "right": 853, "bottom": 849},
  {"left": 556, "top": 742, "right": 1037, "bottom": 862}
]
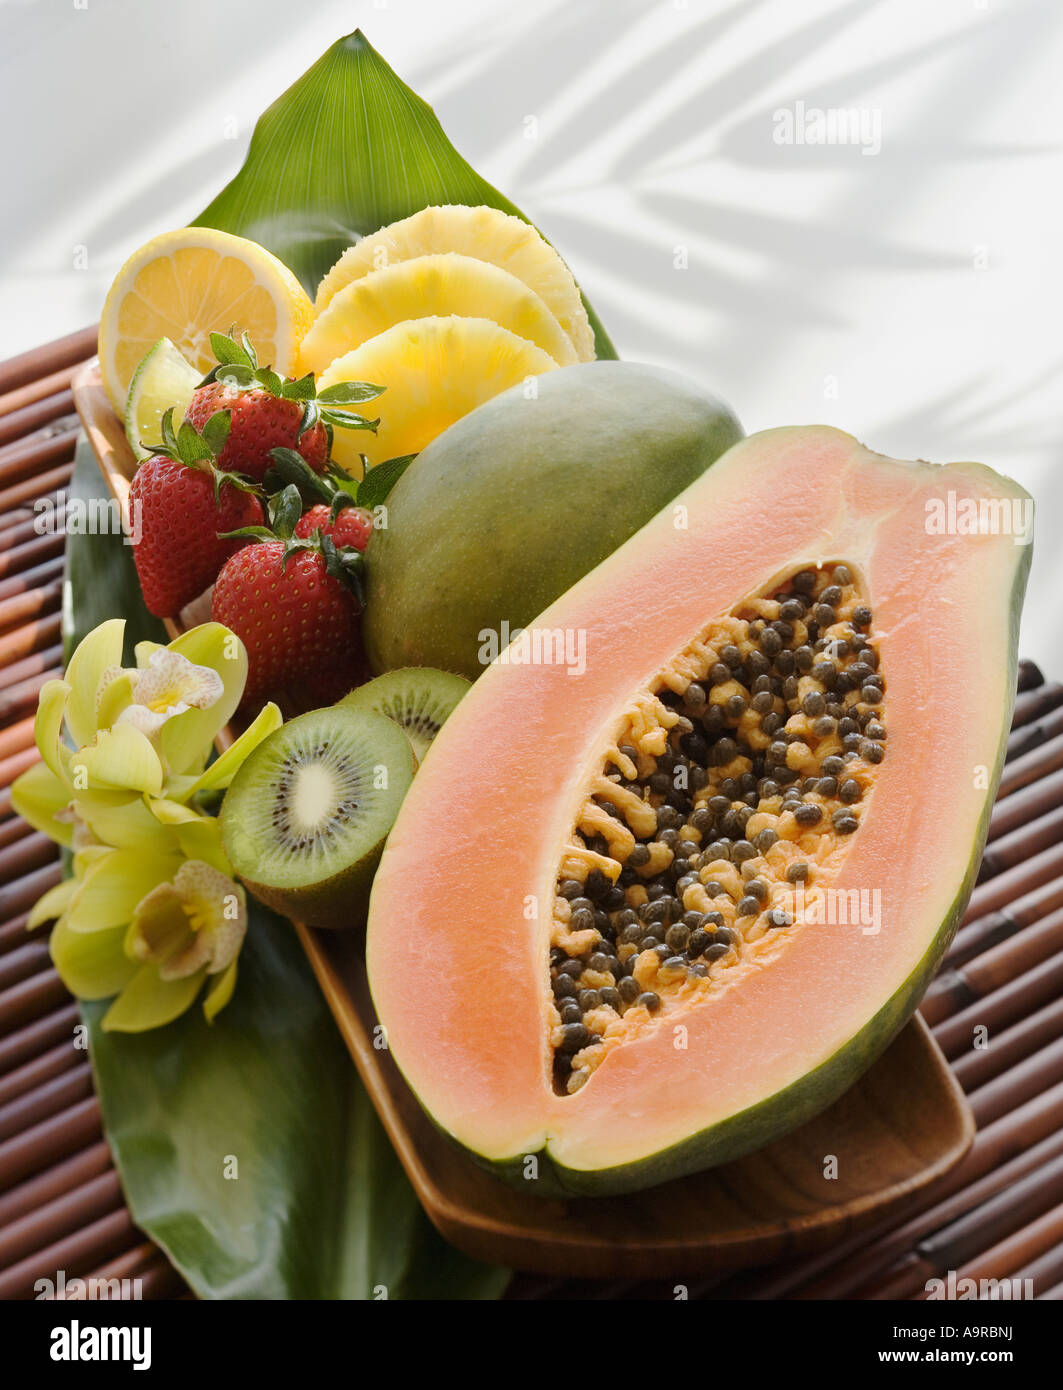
[
  {"left": 149, "top": 407, "right": 261, "bottom": 505},
  {"left": 220, "top": 483, "right": 368, "bottom": 607},
  {"left": 264, "top": 452, "right": 374, "bottom": 551},
  {"left": 347, "top": 452, "right": 416, "bottom": 509},
  {"left": 202, "top": 331, "right": 384, "bottom": 436},
  {"left": 266, "top": 446, "right": 341, "bottom": 506},
  {"left": 157, "top": 401, "right": 229, "bottom": 461},
  {"left": 266, "top": 447, "right": 361, "bottom": 527},
  {"left": 266, "top": 445, "right": 415, "bottom": 514}
]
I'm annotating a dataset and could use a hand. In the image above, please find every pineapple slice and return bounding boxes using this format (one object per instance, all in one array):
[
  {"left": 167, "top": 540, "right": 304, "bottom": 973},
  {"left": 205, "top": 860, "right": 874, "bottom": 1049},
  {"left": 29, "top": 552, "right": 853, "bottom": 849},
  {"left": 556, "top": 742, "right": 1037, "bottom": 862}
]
[
  {"left": 315, "top": 206, "right": 595, "bottom": 363},
  {"left": 300, "top": 253, "right": 578, "bottom": 376},
  {"left": 319, "top": 316, "right": 559, "bottom": 474}
]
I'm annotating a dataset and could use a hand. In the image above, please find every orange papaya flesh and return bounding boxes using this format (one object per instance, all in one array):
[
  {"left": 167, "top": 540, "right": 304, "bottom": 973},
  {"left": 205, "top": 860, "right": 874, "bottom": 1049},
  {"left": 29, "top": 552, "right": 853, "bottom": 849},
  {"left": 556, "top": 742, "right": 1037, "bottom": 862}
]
[
  {"left": 546, "top": 560, "right": 883, "bottom": 1098},
  {"left": 366, "top": 426, "right": 1032, "bottom": 1196}
]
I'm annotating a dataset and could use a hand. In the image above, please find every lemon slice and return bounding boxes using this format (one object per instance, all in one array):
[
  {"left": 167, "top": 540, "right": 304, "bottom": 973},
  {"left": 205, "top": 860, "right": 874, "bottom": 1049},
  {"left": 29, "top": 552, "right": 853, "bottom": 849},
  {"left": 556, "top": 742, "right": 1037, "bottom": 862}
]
[
  {"left": 315, "top": 206, "right": 595, "bottom": 363},
  {"left": 123, "top": 338, "right": 202, "bottom": 461},
  {"left": 300, "top": 253, "right": 578, "bottom": 376},
  {"left": 98, "top": 227, "right": 313, "bottom": 412},
  {"left": 318, "top": 316, "right": 559, "bottom": 474}
]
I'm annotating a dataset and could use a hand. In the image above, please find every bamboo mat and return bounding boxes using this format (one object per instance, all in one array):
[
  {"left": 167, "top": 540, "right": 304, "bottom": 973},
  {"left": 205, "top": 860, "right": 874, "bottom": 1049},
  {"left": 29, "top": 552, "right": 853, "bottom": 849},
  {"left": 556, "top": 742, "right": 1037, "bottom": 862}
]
[{"left": 1, "top": 334, "right": 1061, "bottom": 1303}]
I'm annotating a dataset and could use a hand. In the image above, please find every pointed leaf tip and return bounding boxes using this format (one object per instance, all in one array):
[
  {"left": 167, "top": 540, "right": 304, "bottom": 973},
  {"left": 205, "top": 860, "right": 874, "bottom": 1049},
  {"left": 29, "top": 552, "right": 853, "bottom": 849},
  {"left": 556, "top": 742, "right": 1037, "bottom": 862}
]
[{"left": 189, "top": 30, "right": 615, "bottom": 356}]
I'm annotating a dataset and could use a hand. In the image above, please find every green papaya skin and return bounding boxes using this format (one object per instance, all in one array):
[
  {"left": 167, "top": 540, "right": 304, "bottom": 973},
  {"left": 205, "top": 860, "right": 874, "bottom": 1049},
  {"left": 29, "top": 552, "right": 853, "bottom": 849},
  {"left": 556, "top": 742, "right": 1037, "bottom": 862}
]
[{"left": 364, "top": 361, "right": 743, "bottom": 679}]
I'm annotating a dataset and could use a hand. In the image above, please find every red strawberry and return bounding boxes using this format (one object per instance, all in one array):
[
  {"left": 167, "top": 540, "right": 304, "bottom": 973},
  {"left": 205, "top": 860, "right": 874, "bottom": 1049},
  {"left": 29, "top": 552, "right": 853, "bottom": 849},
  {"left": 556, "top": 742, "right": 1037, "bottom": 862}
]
[
  {"left": 186, "top": 382, "right": 328, "bottom": 480},
  {"left": 211, "top": 542, "right": 368, "bottom": 712},
  {"left": 129, "top": 416, "right": 263, "bottom": 619},
  {"left": 185, "top": 331, "right": 384, "bottom": 482},
  {"left": 294, "top": 503, "right": 373, "bottom": 551}
]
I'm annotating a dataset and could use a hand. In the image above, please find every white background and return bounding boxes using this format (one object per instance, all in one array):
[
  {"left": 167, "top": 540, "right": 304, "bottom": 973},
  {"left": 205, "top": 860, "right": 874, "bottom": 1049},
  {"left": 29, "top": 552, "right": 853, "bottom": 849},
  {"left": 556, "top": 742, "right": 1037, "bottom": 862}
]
[{"left": 3, "top": 0, "right": 1059, "bottom": 669}]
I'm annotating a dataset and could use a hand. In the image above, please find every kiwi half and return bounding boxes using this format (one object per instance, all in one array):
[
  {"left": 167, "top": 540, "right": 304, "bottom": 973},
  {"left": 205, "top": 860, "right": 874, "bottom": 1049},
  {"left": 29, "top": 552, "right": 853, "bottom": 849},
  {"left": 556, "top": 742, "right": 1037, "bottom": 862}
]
[
  {"left": 220, "top": 705, "right": 414, "bottom": 931},
  {"left": 342, "top": 668, "right": 470, "bottom": 761}
]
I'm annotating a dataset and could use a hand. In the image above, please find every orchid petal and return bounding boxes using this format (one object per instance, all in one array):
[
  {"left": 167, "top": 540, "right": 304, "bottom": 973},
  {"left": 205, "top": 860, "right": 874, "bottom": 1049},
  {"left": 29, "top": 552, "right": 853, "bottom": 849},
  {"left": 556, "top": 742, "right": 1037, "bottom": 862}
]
[
  {"left": 74, "top": 790, "right": 179, "bottom": 853},
  {"left": 26, "top": 877, "right": 78, "bottom": 931},
  {"left": 159, "top": 625, "right": 248, "bottom": 774},
  {"left": 34, "top": 679, "right": 72, "bottom": 784},
  {"left": 65, "top": 848, "right": 183, "bottom": 933},
  {"left": 10, "top": 761, "right": 74, "bottom": 847},
  {"left": 95, "top": 667, "right": 137, "bottom": 731},
  {"left": 172, "top": 818, "right": 232, "bottom": 876},
  {"left": 124, "top": 883, "right": 194, "bottom": 966},
  {"left": 101, "top": 964, "right": 206, "bottom": 1033},
  {"left": 72, "top": 842, "right": 113, "bottom": 874},
  {"left": 147, "top": 798, "right": 201, "bottom": 825},
  {"left": 169, "top": 859, "right": 246, "bottom": 973},
  {"left": 133, "top": 640, "right": 165, "bottom": 668},
  {"left": 183, "top": 701, "right": 283, "bottom": 799},
  {"left": 117, "top": 702, "right": 183, "bottom": 739},
  {"left": 73, "top": 724, "right": 165, "bottom": 796},
  {"left": 158, "top": 926, "right": 214, "bottom": 980},
  {"left": 146, "top": 800, "right": 231, "bottom": 873},
  {"left": 203, "top": 960, "right": 238, "bottom": 1023},
  {"left": 64, "top": 619, "right": 126, "bottom": 745},
  {"left": 51, "top": 916, "right": 138, "bottom": 1000}
]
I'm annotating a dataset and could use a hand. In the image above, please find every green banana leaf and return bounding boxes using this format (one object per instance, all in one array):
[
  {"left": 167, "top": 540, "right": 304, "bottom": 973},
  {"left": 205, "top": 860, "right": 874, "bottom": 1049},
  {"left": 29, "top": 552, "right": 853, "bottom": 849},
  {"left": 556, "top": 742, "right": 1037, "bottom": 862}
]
[
  {"left": 64, "top": 440, "right": 508, "bottom": 1300},
  {"left": 194, "top": 28, "right": 617, "bottom": 361},
  {"left": 63, "top": 438, "right": 167, "bottom": 664}
]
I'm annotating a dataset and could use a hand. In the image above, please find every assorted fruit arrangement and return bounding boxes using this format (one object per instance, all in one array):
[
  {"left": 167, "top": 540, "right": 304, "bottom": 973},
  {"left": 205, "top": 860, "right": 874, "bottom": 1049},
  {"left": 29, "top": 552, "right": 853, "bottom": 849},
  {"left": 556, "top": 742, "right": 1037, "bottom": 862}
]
[
  {"left": 123, "top": 326, "right": 382, "bottom": 617},
  {"left": 96, "top": 205, "right": 606, "bottom": 712},
  {"left": 15, "top": 188, "right": 1033, "bottom": 1201},
  {"left": 19, "top": 202, "right": 598, "bottom": 1025},
  {"left": 99, "top": 206, "right": 588, "bottom": 475}
]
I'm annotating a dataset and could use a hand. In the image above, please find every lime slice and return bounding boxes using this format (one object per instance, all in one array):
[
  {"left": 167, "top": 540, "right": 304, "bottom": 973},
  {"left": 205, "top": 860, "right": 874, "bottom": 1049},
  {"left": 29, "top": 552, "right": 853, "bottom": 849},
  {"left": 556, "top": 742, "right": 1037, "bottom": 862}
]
[{"left": 124, "top": 338, "right": 202, "bottom": 461}]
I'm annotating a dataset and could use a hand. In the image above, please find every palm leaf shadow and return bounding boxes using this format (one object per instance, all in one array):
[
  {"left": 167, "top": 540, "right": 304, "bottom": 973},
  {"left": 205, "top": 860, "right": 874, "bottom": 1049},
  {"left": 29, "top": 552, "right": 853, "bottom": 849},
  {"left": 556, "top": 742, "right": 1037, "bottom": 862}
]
[
  {"left": 513, "top": 0, "right": 771, "bottom": 187},
  {"left": 608, "top": 0, "right": 884, "bottom": 180},
  {"left": 873, "top": 361, "right": 1063, "bottom": 461}
]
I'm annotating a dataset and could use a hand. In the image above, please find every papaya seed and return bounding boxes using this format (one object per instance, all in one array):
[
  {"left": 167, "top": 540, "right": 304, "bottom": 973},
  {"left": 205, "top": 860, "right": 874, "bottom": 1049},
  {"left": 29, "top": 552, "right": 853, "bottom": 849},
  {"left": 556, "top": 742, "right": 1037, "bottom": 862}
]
[{"left": 548, "top": 561, "right": 887, "bottom": 1093}]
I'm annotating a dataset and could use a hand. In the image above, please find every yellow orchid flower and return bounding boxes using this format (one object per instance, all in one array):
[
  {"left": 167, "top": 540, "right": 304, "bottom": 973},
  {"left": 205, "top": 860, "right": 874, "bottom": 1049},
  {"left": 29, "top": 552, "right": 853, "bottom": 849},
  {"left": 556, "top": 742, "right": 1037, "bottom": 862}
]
[
  {"left": 9, "top": 618, "right": 283, "bottom": 1031},
  {"left": 103, "top": 646, "right": 224, "bottom": 742},
  {"left": 109, "top": 860, "right": 247, "bottom": 1032}
]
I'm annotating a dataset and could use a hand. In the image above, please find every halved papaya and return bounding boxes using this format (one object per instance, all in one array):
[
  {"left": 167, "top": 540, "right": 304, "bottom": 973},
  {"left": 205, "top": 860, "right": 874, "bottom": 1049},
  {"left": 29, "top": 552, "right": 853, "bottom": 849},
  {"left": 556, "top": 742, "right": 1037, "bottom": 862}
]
[{"left": 366, "top": 426, "right": 1032, "bottom": 1196}]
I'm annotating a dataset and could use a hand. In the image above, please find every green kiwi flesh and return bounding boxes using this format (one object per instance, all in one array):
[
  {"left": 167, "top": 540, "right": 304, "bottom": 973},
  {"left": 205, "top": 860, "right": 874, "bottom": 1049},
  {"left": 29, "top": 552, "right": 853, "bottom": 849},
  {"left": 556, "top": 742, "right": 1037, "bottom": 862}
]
[
  {"left": 220, "top": 705, "right": 414, "bottom": 931},
  {"left": 341, "top": 667, "right": 470, "bottom": 761}
]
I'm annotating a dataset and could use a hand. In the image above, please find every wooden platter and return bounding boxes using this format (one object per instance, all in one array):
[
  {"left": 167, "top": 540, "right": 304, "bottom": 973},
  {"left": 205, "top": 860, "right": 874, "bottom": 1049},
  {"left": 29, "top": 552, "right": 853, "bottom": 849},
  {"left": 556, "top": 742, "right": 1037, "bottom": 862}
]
[{"left": 62, "top": 359, "right": 976, "bottom": 1276}]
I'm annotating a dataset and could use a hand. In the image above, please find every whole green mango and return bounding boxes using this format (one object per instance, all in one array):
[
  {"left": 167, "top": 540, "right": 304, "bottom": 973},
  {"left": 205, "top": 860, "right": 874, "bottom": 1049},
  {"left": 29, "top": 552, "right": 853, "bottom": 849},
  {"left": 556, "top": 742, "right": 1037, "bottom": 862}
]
[{"left": 364, "top": 360, "right": 743, "bottom": 679}]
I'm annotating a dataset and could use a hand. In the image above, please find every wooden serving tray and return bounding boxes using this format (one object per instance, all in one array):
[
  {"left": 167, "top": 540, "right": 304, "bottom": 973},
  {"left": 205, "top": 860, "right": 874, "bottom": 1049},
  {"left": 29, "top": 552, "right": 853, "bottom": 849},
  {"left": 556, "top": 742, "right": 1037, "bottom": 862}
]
[{"left": 72, "top": 361, "right": 974, "bottom": 1278}]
